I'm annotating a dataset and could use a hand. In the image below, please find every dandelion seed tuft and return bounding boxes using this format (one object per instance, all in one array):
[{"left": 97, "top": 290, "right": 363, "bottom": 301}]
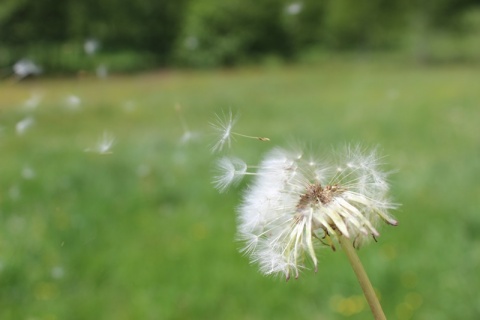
[
  {"left": 176, "top": 104, "right": 200, "bottom": 145},
  {"left": 85, "top": 131, "right": 115, "bottom": 155},
  {"left": 210, "top": 110, "right": 237, "bottom": 152},
  {"left": 16, "top": 117, "right": 35, "bottom": 135},
  {"left": 213, "top": 157, "right": 248, "bottom": 192},
  {"left": 210, "top": 110, "right": 270, "bottom": 153}
]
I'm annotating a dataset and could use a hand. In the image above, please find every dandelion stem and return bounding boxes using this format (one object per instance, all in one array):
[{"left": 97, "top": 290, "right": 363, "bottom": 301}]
[{"left": 338, "top": 235, "right": 386, "bottom": 320}]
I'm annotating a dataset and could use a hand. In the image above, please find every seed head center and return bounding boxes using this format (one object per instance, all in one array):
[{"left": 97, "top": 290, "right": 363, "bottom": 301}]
[{"left": 296, "top": 182, "right": 343, "bottom": 210}]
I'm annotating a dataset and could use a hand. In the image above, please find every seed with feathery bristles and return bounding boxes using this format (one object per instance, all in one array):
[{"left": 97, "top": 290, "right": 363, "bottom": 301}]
[
  {"left": 210, "top": 110, "right": 269, "bottom": 153},
  {"left": 212, "top": 157, "right": 248, "bottom": 192}
]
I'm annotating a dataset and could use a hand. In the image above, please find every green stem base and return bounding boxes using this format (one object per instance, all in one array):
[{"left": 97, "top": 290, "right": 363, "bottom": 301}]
[{"left": 338, "top": 235, "right": 386, "bottom": 320}]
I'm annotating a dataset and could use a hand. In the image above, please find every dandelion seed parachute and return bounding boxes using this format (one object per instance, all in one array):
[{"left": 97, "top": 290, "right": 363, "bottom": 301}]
[
  {"left": 212, "top": 157, "right": 247, "bottom": 193},
  {"left": 210, "top": 110, "right": 270, "bottom": 153},
  {"left": 210, "top": 110, "right": 237, "bottom": 153}
]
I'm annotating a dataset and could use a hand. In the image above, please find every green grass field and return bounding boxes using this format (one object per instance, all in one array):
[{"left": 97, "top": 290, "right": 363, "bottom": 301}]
[{"left": 1, "top": 58, "right": 479, "bottom": 319}]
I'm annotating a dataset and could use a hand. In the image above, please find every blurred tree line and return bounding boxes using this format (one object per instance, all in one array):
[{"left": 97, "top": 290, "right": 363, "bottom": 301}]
[{"left": 1, "top": 0, "right": 479, "bottom": 74}]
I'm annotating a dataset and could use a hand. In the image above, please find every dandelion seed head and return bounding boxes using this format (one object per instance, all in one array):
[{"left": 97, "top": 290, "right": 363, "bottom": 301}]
[
  {"left": 9, "top": 185, "right": 21, "bottom": 201},
  {"left": 237, "top": 146, "right": 397, "bottom": 279}
]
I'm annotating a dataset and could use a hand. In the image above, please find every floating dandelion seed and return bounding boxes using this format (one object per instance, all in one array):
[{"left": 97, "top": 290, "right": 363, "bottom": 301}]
[
  {"left": 65, "top": 95, "right": 82, "bottom": 111},
  {"left": 184, "top": 36, "right": 199, "bottom": 50},
  {"left": 96, "top": 64, "right": 108, "bottom": 78},
  {"left": 176, "top": 104, "right": 200, "bottom": 144},
  {"left": 85, "top": 131, "right": 115, "bottom": 154},
  {"left": 23, "top": 92, "right": 43, "bottom": 111},
  {"left": 123, "top": 100, "right": 136, "bottom": 113},
  {"left": 236, "top": 146, "right": 397, "bottom": 280},
  {"left": 84, "top": 38, "right": 100, "bottom": 55},
  {"left": 212, "top": 157, "right": 249, "bottom": 192},
  {"left": 210, "top": 110, "right": 270, "bottom": 152},
  {"left": 16, "top": 117, "right": 35, "bottom": 135},
  {"left": 9, "top": 185, "right": 21, "bottom": 201},
  {"left": 51, "top": 266, "right": 65, "bottom": 279},
  {"left": 21, "top": 166, "right": 36, "bottom": 180},
  {"left": 13, "top": 59, "right": 42, "bottom": 79},
  {"left": 285, "top": 2, "right": 303, "bottom": 15}
]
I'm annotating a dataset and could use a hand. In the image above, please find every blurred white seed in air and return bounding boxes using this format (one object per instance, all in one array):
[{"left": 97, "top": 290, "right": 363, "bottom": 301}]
[
  {"left": 285, "top": 2, "right": 303, "bottom": 15},
  {"left": 85, "top": 131, "right": 115, "bottom": 154},
  {"left": 16, "top": 117, "right": 35, "bottom": 135},
  {"left": 184, "top": 36, "right": 199, "bottom": 50},
  {"left": 176, "top": 104, "right": 200, "bottom": 145},
  {"left": 21, "top": 166, "right": 36, "bottom": 180},
  {"left": 65, "top": 95, "right": 82, "bottom": 111},
  {"left": 13, "top": 59, "right": 42, "bottom": 79},
  {"left": 84, "top": 38, "right": 100, "bottom": 55},
  {"left": 96, "top": 64, "right": 108, "bottom": 78},
  {"left": 123, "top": 100, "right": 137, "bottom": 113},
  {"left": 51, "top": 266, "right": 65, "bottom": 279},
  {"left": 23, "top": 92, "right": 43, "bottom": 111}
]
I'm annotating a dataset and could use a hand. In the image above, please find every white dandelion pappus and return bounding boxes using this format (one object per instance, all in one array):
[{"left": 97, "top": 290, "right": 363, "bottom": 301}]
[
  {"left": 210, "top": 110, "right": 270, "bottom": 153},
  {"left": 16, "top": 116, "right": 35, "bottom": 135},
  {"left": 210, "top": 110, "right": 237, "bottom": 152},
  {"left": 23, "top": 92, "right": 43, "bottom": 111},
  {"left": 84, "top": 38, "right": 100, "bottom": 55},
  {"left": 175, "top": 104, "right": 200, "bottom": 145},
  {"left": 13, "top": 59, "right": 42, "bottom": 79},
  {"left": 237, "top": 146, "right": 398, "bottom": 280},
  {"left": 65, "top": 95, "right": 81, "bottom": 111},
  {"left": 212, "top": 157, "right": 248, "bottom": 193},
  {"left": 85, "top": 131, "right": 115, "bottom": 154},
  {"left": 285, "top": 2, "right": 303, "bottom": 15}
]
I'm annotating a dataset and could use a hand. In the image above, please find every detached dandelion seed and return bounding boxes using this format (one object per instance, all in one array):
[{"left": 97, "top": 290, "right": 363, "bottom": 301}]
[
  {"left": 16, "top": 117, "right": 35, "bottom": 135},
  {"left": 23, "top": 92, "right": 43, "bottom": 111},
  {"left": 65, "top": 95, "right": 82, "bottom": 111},
  {"left": 210, "top": 110, "right": 269, "bottom": 153},
  {"left": 85, "top": 131, "right": 115, "bottom": 154},
  {"left": 285, "top": 2, "right": 303, "bottom": 15},
  {"left": 176, "top": 104, "right": 199, "bottom": 144},
  {"left": 212, "top": 157, "right": 249, "bottom": 193},
  {"left": 84, "top": 38, "right": 100, "bottom": 55},
  {"left": 13, "top": 59, "right": 42, "bottom": 79}
]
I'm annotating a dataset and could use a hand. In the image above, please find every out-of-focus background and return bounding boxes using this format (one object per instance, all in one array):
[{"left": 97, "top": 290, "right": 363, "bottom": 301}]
[{"left": 1, "top": 1, "right": 479, "bottom": 319}]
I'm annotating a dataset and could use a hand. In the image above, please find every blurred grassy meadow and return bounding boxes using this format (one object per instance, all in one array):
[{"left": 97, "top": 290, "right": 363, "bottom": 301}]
[{"left": 1, "top": 57, "right": 479, "bottom": 319}]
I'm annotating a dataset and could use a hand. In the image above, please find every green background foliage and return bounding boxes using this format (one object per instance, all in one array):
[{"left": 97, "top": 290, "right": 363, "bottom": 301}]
[
  {"left": 1, "top": 57, "right": 479, "bottom": 319},
  {"left": 1, "top": 0, "right": 480, "bottom": 72}
]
